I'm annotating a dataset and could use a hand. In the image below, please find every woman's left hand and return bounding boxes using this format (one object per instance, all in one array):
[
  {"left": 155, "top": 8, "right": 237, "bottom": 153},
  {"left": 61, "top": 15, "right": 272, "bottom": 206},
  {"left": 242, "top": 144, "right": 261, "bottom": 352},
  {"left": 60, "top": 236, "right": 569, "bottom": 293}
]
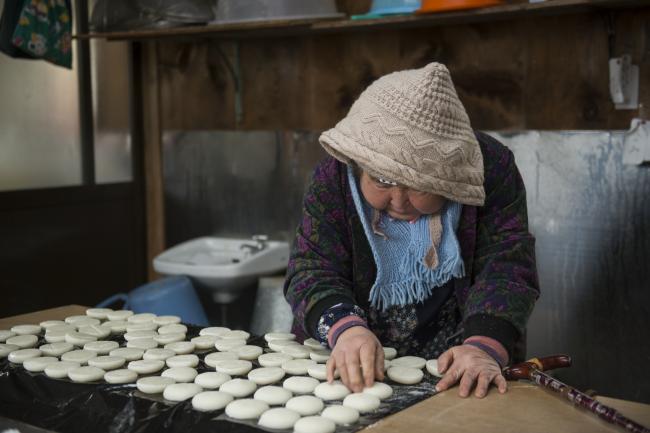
[{"left": 434, "top": 345, "right": 507, "bottom": 398}]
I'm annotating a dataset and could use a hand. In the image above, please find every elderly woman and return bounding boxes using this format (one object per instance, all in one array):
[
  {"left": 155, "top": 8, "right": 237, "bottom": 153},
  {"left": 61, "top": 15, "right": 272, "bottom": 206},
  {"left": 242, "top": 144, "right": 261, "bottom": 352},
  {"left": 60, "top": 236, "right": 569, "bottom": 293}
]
[{"left": 284, "top": 63, "right": 539, "bottom": 398}]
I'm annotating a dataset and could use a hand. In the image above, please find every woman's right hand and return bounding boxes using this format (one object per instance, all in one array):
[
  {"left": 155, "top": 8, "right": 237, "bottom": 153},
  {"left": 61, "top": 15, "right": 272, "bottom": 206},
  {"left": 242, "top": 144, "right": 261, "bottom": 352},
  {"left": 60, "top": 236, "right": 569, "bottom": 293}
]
[{"left": 326, "top": 326, "right": 385, "bottom": 392}]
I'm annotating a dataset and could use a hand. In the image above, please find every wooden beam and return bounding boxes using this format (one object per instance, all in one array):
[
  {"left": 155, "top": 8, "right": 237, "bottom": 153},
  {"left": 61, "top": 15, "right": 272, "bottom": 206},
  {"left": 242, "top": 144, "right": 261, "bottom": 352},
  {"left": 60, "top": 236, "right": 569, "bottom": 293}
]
[{"left": 141, "top": 41, "right": 165, "bottom": 280}]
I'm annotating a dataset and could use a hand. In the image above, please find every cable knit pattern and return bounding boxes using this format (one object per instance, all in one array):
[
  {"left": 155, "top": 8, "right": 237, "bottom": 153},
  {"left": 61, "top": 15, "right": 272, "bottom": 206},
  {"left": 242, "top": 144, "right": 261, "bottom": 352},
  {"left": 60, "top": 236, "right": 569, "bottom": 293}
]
[{"left": 319, "top": 62, "right": 485, "bottom": 206}]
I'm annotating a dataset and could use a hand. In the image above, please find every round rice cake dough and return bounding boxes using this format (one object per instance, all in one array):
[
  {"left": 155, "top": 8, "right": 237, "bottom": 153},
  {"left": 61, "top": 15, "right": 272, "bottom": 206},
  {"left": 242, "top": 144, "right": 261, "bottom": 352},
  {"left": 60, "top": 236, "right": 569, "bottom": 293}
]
[
  {"left": 220, "top": 378, "right": 257, "bottom": 398},
  {"left": 268, "top": 339, "right": 300, "bottom": 352},
  {"left": 61, "top": 349, "right": 97, "bottom": 365},
  {"left": 258, "top": 352, "right": 293, "bottom": 368},
  {"left": 143, "top": 348, "right": 175, "bottom": 361},
  {"left": 302, "top": 338, "right": 324, "bottom": 350},
  {"left": 100, "top": 321, "right": 128, "bottom": 334},
  {"left": 166, "top": 354, "right": 199, "bottom": 368},
  {"left": 7, "top": 334, "right": 38, "bottom": 349},
  {"left": 39, "top": 320, "right": 66, "bottom": 330},
  {"left": 247, "top": 367, "right": 285, "bottom": 385},
  {"left": 219, "top": 330, "right": 249, "bottom": 340},
  {"left": 78, "top": 325, "right": 110, "bottom": 339},
  {"left": 39, "top": 342, "right": 74, "bottom": 357},
  {"left": 124, "top": 330, "right": 157, "bottom": 341},
  {"left": 0, "top": 344, "right": 19, "bottom": 358},
  {"left": 23, "top": 356, "right": 59, "bottom": 372},
  {"left": 110, "top": 347, "right": 144, "bottom": 361},
  {"left": 8, "top": 348, "right": 42, "bottom": 364},
  {"left": 65, "top": 315, "right": 99, "bottom": 326},
  {"left": 68, "top": 366, "right": 106, "bottom": 383},
  {"left": 199, "top": 327, "right": 230, "bottom": 337},
  {"left": 285, "top": 395, "right": 324, "bottom": 416},
  {"left": 0, "top": 330, "right": 16, "bottom": 343},
  {"left": 190, "top": 335, "right": 217, "bottom": 350},
  {"left": 307, "top": 364, "right": 339, "bottom": 381},
  {"left": 192, "top": 391, "right": 233, "bottom": 412},
  {"left": 204, "top": 351, "right": 238, "bottom": 368},
  {"left": 281, "top": 345, "right": 311, "bottom": 359},
  {"left": 83, "top": 341, "right": 119, "bottom": 355},
  {"left": 283, "top": 376, "right": 320, "bottom": 394},
  {"left": 281, "top": 359, "right": 316, "bottom": 375},
  {"left": 88, "top": 356, "right": 126, "bottom": 371},
  {"left": 126, "top": 322, "right": 158, "bottom": 333},
  {"left": 382, "top": 347, "right": 397, "bottom": 361},
  {"left": 11, "top": 324, "right": 42, "bottom": 335},
  {"left": 225, "top": 399, "right": 268, "bottom": 420},
  {"left": 363, "top": 382, "right": 393, "bottom": 400},
  {"left": 310, "top": 349, "right": 331, "bottom": 363},
  {"left": 215, "top": 359, "right": 253, "bottom": 376},
  {"left": 253, "top": 385, "right": 293, "bottom": 406},
  {"left": 387, "top": 366, "right": 424, "bottom": 385},
  {"left": 72, "top": 318, "right": 102, "bottom": 329},
  {"left": 263, "top": 332, "right": 296, "bottom": 342},
  {"left": 44, "top": 331, "right": 68, "bottom": 343},
  {"left": 258, "top": 407, "right": 301, "bottom": 430},
  {"left": 314, "top": 380, "right": 351, "bottom": 401},
  {"left": 85, "top": 308, "right": 113, "bottom": 319},
  {"left": 127, "top": 339, "right": 158, "bottom": 350},
  {"left": 163, "top": 383, "right": 203, "bottom": 402},
  {"left": 104, "top": 368, "right": 138, "bottom": 384},
  {"left": 128, "top": 359, "right": 165, "bottom": 374},
  {"left": 214, "top": 339, "right": 246, "bottom": 352},
  {"left": 65, "top": 331, "right": 97, "bottom": 346},
  {"left": 390, "top": 356, "right": 426, "bottom": 369},
  {"left": 234, "top": 345, "right": 263, "bottom": 361},
  {"left": 153, "top": 315, "right": 181, "bottom": 326},
  {"left": 194, "top": 372, "right": 231, "bottom": 389},
  {"left": 321, "top": 405, "right": 360, "bottom": 425},
  {"left": 164, "top": 341, "right": 195, "bottom": 355},
  {"left": 106, "top": 310, "right": 134, "bottom": 322},
  {"left": 137, "top": 376, "right": 175, "bottom": 394},
  {"left": 294, "top": 416, "right": 336, "bottom": 433},
  {"left": 343, "top": 393, "right": 381, "bottom": 413},
  {"left": 45, "top": 361, "right": 81, "bottom": 379},
  {"left": 162, "top": 367, "right": 198, "bottom": 383},
  {"left": 157, "top": 324, "right": 187, "bottom": 335},
  {"left": 46, "top": 324, "right": 75, "bottom": 334},
  {"left": 426, "top": 359, "right": 443, "bottom": 378},
  {"left": 127, "top": 313, "right": 157, "bottom": 324},
  {"left": 154, "top": 333, "right": 186, "bottom": 345}
]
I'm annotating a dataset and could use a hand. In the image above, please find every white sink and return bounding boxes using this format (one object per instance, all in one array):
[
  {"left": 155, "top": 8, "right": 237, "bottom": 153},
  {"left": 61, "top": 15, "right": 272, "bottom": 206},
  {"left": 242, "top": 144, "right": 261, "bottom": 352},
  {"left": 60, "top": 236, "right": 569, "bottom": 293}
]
[{"left": 153, "top": 236, "right": 290, "bottom": 303}]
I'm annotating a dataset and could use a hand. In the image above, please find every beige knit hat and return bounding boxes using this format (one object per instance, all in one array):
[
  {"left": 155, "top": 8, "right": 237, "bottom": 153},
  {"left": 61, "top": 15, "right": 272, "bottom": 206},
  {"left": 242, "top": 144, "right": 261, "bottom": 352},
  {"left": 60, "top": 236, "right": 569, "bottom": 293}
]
[{"left": 319, "top": 62, "right": 485, "bottom": 206}]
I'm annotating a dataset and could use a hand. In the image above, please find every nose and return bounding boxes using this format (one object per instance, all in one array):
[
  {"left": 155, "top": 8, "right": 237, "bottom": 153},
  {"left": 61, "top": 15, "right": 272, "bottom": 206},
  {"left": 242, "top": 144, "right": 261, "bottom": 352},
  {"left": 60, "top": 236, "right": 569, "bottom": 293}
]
[{"left": 390, "top": 188, "right": 410, "bottom": 209}]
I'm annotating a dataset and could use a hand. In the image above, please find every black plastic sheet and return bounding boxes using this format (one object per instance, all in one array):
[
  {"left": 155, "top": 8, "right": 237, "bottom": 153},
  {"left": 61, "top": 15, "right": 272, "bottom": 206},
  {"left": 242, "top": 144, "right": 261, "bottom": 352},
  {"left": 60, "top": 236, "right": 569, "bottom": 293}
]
[{"left": 0, "top": 325, "right": 440, "bottom": 433}]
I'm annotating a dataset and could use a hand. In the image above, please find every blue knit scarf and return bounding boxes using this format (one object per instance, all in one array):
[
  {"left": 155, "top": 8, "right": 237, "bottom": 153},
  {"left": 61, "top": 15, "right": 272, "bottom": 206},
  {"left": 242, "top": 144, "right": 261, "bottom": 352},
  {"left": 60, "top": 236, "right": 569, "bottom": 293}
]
[{"left": 347, "top": 165, "right": 465, "bottom": 311}]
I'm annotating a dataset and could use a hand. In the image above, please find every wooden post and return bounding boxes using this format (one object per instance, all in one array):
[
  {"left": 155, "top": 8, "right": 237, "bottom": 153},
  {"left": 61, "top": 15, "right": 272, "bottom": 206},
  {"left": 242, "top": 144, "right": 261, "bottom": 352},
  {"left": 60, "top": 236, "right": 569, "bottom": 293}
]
[{"left": 141, "top": 41, "right": 165, "bottom": 281}]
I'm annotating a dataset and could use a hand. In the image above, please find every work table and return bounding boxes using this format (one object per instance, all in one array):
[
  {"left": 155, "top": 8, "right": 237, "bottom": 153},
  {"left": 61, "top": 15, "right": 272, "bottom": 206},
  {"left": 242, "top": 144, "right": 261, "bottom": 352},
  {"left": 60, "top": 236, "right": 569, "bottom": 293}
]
[{"left": 1, "top": 305, "right": 648, "bottom": 433}]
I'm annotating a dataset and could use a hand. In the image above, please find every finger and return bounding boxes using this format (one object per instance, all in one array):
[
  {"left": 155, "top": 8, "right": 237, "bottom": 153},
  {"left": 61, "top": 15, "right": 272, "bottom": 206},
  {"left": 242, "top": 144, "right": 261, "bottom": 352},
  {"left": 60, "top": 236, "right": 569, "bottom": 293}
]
[
  {"left": 437, "top": 348, "right": 455, "bottom": 374},
  {"left": 326, "top": 357, "right": 336, "bottom": 383},
  {"left": 359, "top": 343, "right": 376, "bottom": 388},
  {"left": 435, "top": 367, "right": 462, "bottom": 392},
  {"left": 474, "top": 372, "right": 492, "bottom": 398},
  {"left": 337, "top": 354, "right": 351, "bottom": 387},
  {"left": 374, "top": 345, "right": 385, "bottom": 382},
  {"left": 494, "top": 374, "right": 508, "bottom": 394},
  {"left": 345, "top": 350, "right": 364, "bottom": 393},
  {"left": 458, "top": 369, "right": 478, "bottom": 398}
]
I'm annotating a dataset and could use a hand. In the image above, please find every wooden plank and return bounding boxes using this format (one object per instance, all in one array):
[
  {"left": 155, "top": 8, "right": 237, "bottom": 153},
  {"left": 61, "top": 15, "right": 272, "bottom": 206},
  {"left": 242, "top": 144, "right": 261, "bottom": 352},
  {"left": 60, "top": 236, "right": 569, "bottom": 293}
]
[
  {"left": 141, "top": 41, "right": 165, "bottom": 280},
  {"left": 0, "top": 305, "right": 88, "bottom": 329}
]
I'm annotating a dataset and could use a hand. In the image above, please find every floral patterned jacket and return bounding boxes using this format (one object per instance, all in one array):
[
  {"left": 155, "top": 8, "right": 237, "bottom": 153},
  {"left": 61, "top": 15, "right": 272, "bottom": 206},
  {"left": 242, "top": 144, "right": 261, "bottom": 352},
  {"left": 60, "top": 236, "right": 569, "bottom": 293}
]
[{"left": 284, "top": 132, "right": 540, "bottom": 361}]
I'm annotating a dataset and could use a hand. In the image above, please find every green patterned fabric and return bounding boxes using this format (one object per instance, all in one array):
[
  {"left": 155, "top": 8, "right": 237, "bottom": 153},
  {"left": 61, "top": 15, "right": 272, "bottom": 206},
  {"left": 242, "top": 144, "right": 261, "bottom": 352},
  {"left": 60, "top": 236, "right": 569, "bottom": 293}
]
[{"left": 11, "top": 0, "right": 72, "bottom": 68}]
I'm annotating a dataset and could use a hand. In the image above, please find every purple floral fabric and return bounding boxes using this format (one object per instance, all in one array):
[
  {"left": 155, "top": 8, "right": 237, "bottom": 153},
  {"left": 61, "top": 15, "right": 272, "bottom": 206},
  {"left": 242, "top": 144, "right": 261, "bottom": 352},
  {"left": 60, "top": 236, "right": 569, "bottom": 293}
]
[{"left": 284, "top": 132, "right": 540, "bottom": 360}]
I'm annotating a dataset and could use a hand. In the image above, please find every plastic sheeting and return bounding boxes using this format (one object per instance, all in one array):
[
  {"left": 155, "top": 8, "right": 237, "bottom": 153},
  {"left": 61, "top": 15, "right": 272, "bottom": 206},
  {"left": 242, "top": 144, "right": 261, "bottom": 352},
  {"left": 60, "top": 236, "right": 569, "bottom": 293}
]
[{"left": 0, "top": 326, "right": 440, "bottom": 433}]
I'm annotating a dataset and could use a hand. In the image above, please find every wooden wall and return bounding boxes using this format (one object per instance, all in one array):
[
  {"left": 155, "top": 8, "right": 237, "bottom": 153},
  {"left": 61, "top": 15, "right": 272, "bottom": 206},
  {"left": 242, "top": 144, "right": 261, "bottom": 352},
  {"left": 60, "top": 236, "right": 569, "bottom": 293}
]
[{"left": 156, "top": 7, "right": 650, "bottom": 132}]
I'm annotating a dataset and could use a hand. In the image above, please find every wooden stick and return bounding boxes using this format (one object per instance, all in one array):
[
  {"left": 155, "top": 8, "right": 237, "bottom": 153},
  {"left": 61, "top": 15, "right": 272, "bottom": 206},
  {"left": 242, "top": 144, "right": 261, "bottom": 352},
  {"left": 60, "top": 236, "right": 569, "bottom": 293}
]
[{"left": 504, "top": 356, "right": 650, "bottom": 433}]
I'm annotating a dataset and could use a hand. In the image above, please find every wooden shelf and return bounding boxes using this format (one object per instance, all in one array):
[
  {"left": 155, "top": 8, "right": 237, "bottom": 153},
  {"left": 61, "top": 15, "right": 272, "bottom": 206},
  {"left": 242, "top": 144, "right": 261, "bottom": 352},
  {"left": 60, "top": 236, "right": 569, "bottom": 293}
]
[{"left": 75, "top": 0, "right": 648, "bottom": 41}]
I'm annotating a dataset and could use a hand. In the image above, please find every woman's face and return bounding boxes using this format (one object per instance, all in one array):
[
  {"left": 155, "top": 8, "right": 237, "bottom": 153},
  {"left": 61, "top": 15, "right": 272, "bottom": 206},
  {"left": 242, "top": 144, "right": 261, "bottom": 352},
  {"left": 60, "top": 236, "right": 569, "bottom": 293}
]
[{"left": 359, "top": 171, "right": 446, "bottom": 221}]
